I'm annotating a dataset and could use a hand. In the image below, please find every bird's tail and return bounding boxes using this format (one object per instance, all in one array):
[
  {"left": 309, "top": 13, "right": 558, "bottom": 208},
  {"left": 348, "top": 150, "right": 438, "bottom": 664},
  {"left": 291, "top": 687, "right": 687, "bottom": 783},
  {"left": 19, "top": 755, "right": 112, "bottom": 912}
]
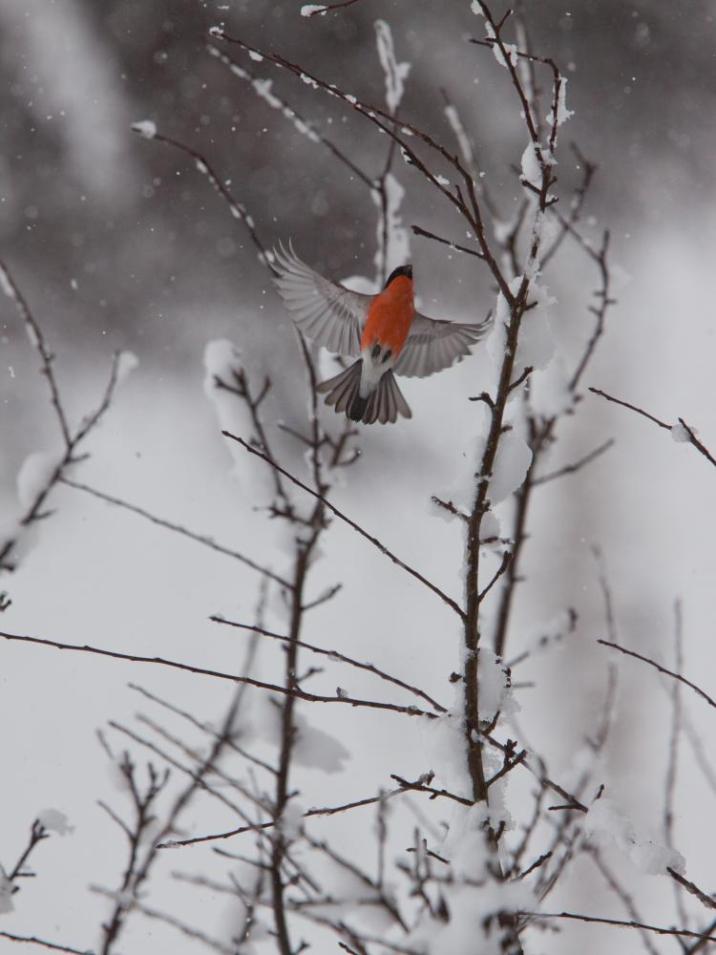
[{"left": 317, "top": 362, "right": 412, "bottom": 425}]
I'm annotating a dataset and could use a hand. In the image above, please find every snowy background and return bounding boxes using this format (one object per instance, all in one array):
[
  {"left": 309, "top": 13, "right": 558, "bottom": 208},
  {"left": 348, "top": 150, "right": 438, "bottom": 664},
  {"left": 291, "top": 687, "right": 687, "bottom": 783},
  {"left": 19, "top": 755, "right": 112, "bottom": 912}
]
[{"left": 1, "top": 1, "right": 716, "bottom": 953}]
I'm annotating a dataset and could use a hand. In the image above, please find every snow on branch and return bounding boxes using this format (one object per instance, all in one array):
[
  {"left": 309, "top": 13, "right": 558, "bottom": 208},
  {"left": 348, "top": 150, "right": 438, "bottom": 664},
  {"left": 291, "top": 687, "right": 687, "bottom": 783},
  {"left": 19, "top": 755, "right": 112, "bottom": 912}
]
[
  {"left": 590, "top": 387, "right": 716, "bottom": 468},
  {"left": 374, "top": 20, "right": 410, "bottom": 115}
]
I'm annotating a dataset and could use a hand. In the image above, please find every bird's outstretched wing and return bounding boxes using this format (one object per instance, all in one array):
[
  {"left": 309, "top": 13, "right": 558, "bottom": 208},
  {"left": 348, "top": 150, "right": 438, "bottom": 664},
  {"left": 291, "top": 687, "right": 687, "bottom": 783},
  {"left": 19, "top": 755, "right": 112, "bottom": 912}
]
[
  {"left": 392, "top": 311, "right": 493, "bottom": 378},
  {"left": 272, "top": 242, "right": 372, "bottom": 357}
]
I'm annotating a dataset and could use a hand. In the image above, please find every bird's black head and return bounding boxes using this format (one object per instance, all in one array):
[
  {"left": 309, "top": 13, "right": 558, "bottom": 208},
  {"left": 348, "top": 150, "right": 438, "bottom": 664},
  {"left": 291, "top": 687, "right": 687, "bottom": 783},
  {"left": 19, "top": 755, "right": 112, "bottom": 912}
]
[{"left": 384, "top": 264, "right": 413, "bottom": 289}]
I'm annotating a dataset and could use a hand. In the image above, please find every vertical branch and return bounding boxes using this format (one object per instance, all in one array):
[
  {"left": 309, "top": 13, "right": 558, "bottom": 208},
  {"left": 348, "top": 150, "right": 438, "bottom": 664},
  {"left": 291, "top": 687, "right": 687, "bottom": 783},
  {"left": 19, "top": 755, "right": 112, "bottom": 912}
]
[
  {"left": 0, "top": 261, "right": 72, "bottom": 449},
  {"left": 461, "top": 2, "right": 566, "bottom": 809},
  {"left": 664, "top": 599, "right": 689, "bottom": 929}
]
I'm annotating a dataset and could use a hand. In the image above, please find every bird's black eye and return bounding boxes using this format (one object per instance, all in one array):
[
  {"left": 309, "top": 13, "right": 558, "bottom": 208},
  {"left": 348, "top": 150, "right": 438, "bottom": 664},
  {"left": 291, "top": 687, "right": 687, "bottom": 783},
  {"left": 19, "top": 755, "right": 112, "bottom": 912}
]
[
  {"left": 371, "top": 343, "right": 381, "bottom": 360},
  {"left": 382, "top": 349, "right": 392, "bottom": 364}
]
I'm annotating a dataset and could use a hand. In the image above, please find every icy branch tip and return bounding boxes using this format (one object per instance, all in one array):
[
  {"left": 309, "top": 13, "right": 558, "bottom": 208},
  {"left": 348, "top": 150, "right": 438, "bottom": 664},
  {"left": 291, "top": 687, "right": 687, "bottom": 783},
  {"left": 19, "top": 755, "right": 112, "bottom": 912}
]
[
  {"left": 301, "top": 4, "right": 328, "bottom": 16},
  {"left": 131, "top": 120, "right": 157, "bottom": 139}
]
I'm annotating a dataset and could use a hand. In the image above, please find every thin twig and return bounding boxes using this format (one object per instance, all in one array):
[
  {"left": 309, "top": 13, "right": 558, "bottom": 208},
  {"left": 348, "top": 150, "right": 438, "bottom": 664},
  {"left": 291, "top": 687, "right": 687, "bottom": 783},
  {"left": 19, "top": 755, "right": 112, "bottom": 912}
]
[
  {"left": 533, "top": 438, "right": 614, "bottom": 485},
  {"left": 411, "top": 225, "right": 485, "bottom": 259},
  {"left": 668, "top": 868, "right": 716, "bottom": 913},
  {"left": 589, "top": 387, "right": 671, "bottom": 430},
  {"left": 222, "top": 431, "right": 465, "bottom": 619},
  {"left": 599, "top": 639, "right": 716, "bottom": 711},
  {"left": 60, "top": 477, "right": 290, "bottom": 588},
  {"left": 211, "top": 616, "right": 447, "bottom": 712},
  {"left": 0, "top": 932, "right": 91, "bottom": 955},
  {"left": 0, "top": 260, "right": 71, "bottom": 447},
  {"left": 522, "top": 910, "right": 716, "bottom": 943},
  {"left": 0, "top": 629, "right": 436, "bottom": 719},
  {"left": 160, "top": 775, "right": 451, "bottom": 849}
]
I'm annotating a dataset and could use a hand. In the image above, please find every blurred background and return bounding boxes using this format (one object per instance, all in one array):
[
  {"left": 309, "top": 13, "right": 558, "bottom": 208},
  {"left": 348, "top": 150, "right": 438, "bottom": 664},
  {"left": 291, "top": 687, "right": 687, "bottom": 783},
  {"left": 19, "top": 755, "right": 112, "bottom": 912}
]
[{"left": 1, "top": 1, "right": 715, "bottom": 952}]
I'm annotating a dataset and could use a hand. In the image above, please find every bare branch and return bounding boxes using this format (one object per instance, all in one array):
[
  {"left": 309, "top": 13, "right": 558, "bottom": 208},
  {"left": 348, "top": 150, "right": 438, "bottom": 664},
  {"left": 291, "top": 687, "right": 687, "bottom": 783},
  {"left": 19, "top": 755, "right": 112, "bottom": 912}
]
[
  {"left": 0, "top": 932, "right": 91, "bottom": 955},
  {"left": 134, "top": 127, "right": 273, "bottom": 273},
  {"left": 668, "top": 868, "right": 716, "bottom": 913},
  {"left": 587, "top": 846, "right": 661, "bottom": 955},
  {"left": 533, "top": 438, "right": 614, "bottom": 486},
  {"left": 599, "top": 639, "right": 716, "bottom": 712},
  {"left": 0, "top": 260, "right": 71, "bottom": 447},
  {"left": 411, "top": 224, "right": 486, "bottom": 259},
  {"left": 160, "top": 772, "right": 462, "bottom": 850},
  {"left": 589, "top": 386, "right": 671, "bottom": 430},
  {"left": 0, "top": 629, "right": 437, "bottom": 719},
  {"left": 61, "top": 477, "right": 291, "bottom": 589},
  {"left": 211, "top": 616, "right": 447, "bottom": 713},
  {"left": 523, "top": 910, "right": 716, "bottom": 943},
  {"left": 222, "top": 430, "right": 465, "bottom": 619},
  {"left": 206, "top": 44, "right": 373, "bottom": 188}
]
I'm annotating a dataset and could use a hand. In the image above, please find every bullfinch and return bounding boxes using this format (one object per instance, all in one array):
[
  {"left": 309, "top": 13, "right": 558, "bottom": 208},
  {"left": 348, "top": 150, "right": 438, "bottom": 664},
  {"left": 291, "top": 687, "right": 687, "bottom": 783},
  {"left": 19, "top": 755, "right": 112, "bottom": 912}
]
[{"left": 273, "top": 243, "right": 491, "bottom": 424}]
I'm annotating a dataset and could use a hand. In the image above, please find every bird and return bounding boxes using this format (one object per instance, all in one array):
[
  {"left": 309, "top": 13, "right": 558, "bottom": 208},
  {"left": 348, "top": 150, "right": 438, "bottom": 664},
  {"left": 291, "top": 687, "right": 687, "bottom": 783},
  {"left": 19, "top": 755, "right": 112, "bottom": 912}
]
[{"left": 272, "top": 242, "right": 492, "bottom": 425}]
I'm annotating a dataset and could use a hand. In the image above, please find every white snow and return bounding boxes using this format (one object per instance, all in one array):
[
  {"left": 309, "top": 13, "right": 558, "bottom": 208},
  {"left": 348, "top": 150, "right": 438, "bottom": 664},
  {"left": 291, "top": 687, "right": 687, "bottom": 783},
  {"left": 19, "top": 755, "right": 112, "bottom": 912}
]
[
  {"left": 515, "top": 278, "right": 556, "bottom": 372},
  {"left": 585, "top": 797, "right": 685, "bottom": 876},
  {"left": 248, "top": 50, "right": 264, "bottom": 62},
  {"left": 341, "top": 274, "right": 379, "bottom": 296},
  {"left": 489, "top": 430, "right": 532, "bottom": 504},
  {"left": 252, "top": 78, "right": 281, "bottom": 111},
  {"left": 279, "top": 801, "right": 304, "bottom": 840},
  {"left": 515, "top": 309, "right": 553, "bottom": 375},
  {"left": 547, "top": 78, "right": 574, "bottom": 127},
  {"left": 203, "top": 339, "right": 255, "bottom": 475},
  {"left": 520, "top": 141, "right": 542, "bottom": 188},
  {"left": 17, "top": 450, "right": 62, "bottom": 510},
  {"left": 210, "top": 49, "right": 323, "bottom": 145},
  {"left": 408, "top": 801, "right": 532, "bottom": 955},
  {"left": 38, "top": 808, "right": 74, "bottom": 835},
  {"left": 436, "top": 430, "right": 487, "bottom": 515},
  {"left": 115, "top": 350, "right": 139, "bottom": 385},
  {"left": 374, "top": 20, "right": 411, "bottom": 114},
  {"left": 495, "top": 42, "right": 518, "bottom": 69},
  {"left": 470, "top": 0, "right": 485, "bottom": 14},
  {"left": 444, "top": 104, "right": 475, "bottom": 169},
  {"left": 242, "top": 688, "right": 350, "bottom": 774},
  {"left": 480, "top": 510, "right": 501, "bottom": 548},
  {"left": 292, "top": 711, "right": 350, "bottom": 773},
  {"left": 372, "top": 172, "right": 409, "bottom": 281},
  {"left": 671, "top": 420, "right": 691, "bottom": 443},
  {"left": 204, "top": 339, "right": 242, "bottom": 395},
  {"left": 479, "top": 646, "right": 519, "bottom": 722},
  {"left": 528, "top": 356, "right": 572, "bottom": 417},
  {"left": 131, "top": 119, "right": 156, "bottom": 139},
  {"left": 420, "top": 708, "right": 470, "bottom": 797},
  {"left": 300, "top": 4, "right": 327, "bottom": 15}
]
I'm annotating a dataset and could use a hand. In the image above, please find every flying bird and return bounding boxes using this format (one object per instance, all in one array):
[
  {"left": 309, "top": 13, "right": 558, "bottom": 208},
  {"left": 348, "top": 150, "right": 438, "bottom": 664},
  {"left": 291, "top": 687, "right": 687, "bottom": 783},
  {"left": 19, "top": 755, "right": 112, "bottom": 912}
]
[{"left": 272, "top": 243, "right": 492, "bottom": 425}]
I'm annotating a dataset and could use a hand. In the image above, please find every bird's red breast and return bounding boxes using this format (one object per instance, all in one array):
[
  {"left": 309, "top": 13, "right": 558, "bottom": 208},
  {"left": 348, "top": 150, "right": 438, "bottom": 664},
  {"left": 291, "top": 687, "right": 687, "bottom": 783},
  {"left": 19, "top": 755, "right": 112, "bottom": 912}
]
[{"left": 360, "top": 275, "right": 414, "bottom": 355}]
